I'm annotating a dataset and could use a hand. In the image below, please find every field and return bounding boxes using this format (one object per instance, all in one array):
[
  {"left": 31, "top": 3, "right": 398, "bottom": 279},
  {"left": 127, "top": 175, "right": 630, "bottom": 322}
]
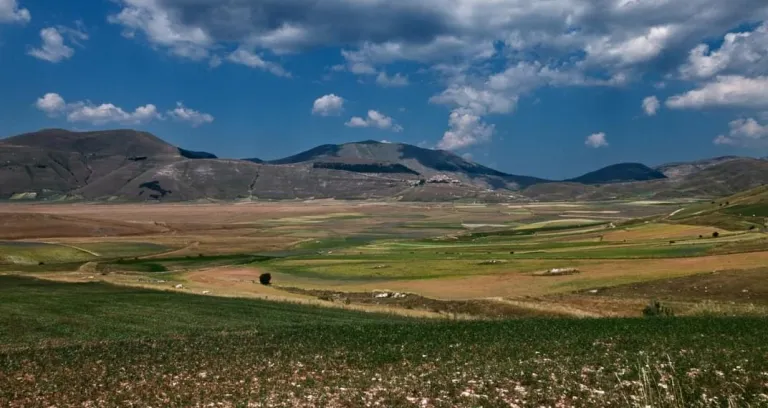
[
  {"left": 2, "top": 276, "right": 768, "bottom": 407},
  {"left": 1, "top": 196, "right": 768, "bottom": 406}
]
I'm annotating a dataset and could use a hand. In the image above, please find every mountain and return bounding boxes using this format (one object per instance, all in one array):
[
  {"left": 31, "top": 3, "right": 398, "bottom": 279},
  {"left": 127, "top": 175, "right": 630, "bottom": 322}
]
[
  {"left": 655, "top": 156, "right": 742, "bottom": 179},
  {"left": 0, "top": 130, "right": 525, "bottom": 202},
  {"left": 268, "top": 140, "right": 548, "bottom": 189},
  {"left": 179, "top": 148, "right": 217, "bottom": 159},
  {"left": 525, "top": 158, "right": 768, "bottom": 201},
  {"left": 566, "top": 163, "right": 667, "bottom": 185},
  {"left": 2, "top": 128, "right": 768, "bottom": 203}
]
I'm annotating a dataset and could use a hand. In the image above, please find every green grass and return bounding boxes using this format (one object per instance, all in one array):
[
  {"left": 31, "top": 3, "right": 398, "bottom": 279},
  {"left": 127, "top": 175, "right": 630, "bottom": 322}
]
[
  {"left": 0, "top": 275, "right": 399, "bottom": 345},
  {"left": 74, "top": 242, "right": 171, "bottom": 258},
  {"left": 0, "top": 242, "right": 95, "bottom": 265},
  {"left": 1, "top": 276, "right": 767, "bottom": 407},
  {"left": 98, "top": 254, "right": 275, "bottom": 273}
]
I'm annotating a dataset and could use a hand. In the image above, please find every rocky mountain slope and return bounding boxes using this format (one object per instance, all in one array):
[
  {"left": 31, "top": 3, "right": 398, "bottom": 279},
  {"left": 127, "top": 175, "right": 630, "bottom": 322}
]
[{"left": 2, "top": 129, "right": 767, "bottom": 202}]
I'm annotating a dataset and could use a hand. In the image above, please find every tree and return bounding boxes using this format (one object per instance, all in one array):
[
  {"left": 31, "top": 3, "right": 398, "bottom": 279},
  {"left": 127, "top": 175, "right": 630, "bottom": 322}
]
[
  {"left": 259, "top": 273, "right": 272, "bottom": 285},
  {"left": 712, "top": 231, "right": 720, "bottom": 238}
]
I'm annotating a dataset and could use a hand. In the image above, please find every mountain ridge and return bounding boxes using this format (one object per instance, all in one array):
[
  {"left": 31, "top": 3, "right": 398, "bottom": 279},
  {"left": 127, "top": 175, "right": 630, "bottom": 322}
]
[{"left": 2, "top": 128, "right": 767, "bottom": 202}]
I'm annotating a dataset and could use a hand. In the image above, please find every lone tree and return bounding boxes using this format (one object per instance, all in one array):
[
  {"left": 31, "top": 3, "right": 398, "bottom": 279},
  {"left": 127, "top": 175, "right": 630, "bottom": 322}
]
[
  {"left": 712, "top": 231, "right": 720, "bottom": 238},
  {"left": 259, "top": 273, "right": 272, "bottom": 285}
]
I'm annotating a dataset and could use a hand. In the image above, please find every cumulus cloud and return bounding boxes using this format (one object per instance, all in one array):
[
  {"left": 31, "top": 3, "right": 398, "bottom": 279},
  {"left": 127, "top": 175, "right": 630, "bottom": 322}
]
[
  {"left": 642, "top": 96, "right": 660, "bottom": 116},
  {"left": 680, "top": 23, "right": 768, "bottom": 80},
  {"left": 312, "top": 94, "right": 344, "bottom": 116},
  {"left": 28, "top": 25, "right": 88, "bottom": 63},
  {"left": 437, "top": 109, "right": 494, "bottom": 150},
  {"left": 714, "top": 117, "right": 768, "bottom": 146},
  {"left": 666, "top": 76, "right": 768, "bottom": 109},
  {"left": 376, "top": 72, "right": 409, "bottom": 87},
  {"left": 35, "top": 93, "right": 67, "bottom": 115},
  {"left": 34, "top": 93, "right": 209, "bottom": 127},
  {"left": 167, "top": 102, "right": 214, "bottom": 127},
  {"left": 226, "top": 48, "right": 290, "bottom": 77},
  {"left": 0, "top": 0, "right": 30, "bottom": 23},
  {"left": 585, "top": 132, "right": 608, "bottom": 148},
  {"left": 105, "top": 0, "right": 768, "bottom": 147},
  {"left": 345, "top": 110, "right": 402, "bottom": 132}
]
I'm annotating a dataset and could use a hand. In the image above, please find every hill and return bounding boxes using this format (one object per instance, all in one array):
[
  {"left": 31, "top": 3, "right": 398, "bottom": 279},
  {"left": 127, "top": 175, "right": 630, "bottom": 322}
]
[
  {"left": 268, "top": 140, "right": 548, "bottom": 189},
  {"left": 3, "top": 128, "right": 768, "bottom": 202},
  {"left": 525, "top": 158, "right": 768, "bottom": 201},
  {"left": 668, "top": 184, "right": 768, "bottom": 230},
  {"left": 656, "top": 156, "right": 742, "bottom": 179},
  {"left": 566, "top": 163, "right": 666, "bottom": 185}
]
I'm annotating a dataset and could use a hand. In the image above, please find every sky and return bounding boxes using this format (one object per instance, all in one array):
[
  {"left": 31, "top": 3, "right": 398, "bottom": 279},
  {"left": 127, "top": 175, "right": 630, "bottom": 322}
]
[{"left": 1, "top": 0, "right": 768, "bottom": 179}]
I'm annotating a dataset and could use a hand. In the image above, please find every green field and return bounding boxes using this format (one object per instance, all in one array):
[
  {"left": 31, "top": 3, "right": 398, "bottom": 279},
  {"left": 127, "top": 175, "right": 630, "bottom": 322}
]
[{"left": 1, "top": 276, "right": 767, "bottom": 407}]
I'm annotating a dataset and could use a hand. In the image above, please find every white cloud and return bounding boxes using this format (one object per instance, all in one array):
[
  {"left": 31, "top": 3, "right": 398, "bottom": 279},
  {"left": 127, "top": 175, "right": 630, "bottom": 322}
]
[
  {"left": 34, "top": 93, "right": 209, "bottom": 127},
  {"left": 28, "top": 25, "right": 88, "bottom": 63},
  {"left": 35, "top": 93, "right": 66, "bottom": 114},
  {"left": 586, "top": 25, "right": 677, "bottom": 66},
  {"left": 312, "top": 94, "right": 344, "bottom": 116},
  {"left": 0, "top": 0, "right": 30, "bottom": 24},
  {"left": 680, "top": 23, "right": 768, "bottom": 80},
  {"left": 108, "top": 0, "right": 213, "bottom": 60},
  {"left": 642, "top": 96, "right": 660, "bottom": 116},
  {"left": 437, "top": 108, "right": 494, "bottom": 150},
  {"left": 461, "top": 152, "right": 474, "bottom": 161},
  {"left": 714, "top": 117, "right": 768, "bottom": 146},
  {"left": 167, "top": 102, "right": 214, "bottom": 127},
  {"left": 585, "top": 132, "right": 608, "bottom": 148},
  {"left": 66, "top": 102, "right": 161, "bottom": 125},
  {"left": 666, "top": 76, "right": 768, "bottom": 109},
  {"left": 226, "top": 48, "right": 290, "bottom": 77},
  {"left": 345, "top": 110, "right": 402, "bottom": 132},
  {"left": 105, "top": 0, "right": 768, "bottom": 148},
  {"left": 375, "top": 72, "right": 409, "bottom": 87}
]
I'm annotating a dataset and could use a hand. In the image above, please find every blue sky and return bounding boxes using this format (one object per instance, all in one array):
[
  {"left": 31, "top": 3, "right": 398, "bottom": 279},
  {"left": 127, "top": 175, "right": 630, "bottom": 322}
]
[{"left": 1, "top": 0, "right": 767, "bottom": 179}]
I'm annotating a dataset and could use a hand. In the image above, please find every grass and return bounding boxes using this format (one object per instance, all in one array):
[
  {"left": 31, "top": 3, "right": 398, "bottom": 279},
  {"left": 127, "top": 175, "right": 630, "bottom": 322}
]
[
  {"left": 1, "top": 276, "right": 767, "bottom": 407},
  {"left": 0, "top": 242, "right": 95, "bottom": 265},
  {"left": 97, "top": 254, "right": 275, "bottom": 273},
  {"left": 73, "top": 241, "right": 170, "bottom": 258}
]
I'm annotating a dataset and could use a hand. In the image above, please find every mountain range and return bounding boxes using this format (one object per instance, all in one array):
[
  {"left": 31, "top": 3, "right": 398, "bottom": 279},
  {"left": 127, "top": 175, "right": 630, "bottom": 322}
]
[{"left": 1, "top": 129, "right": 767, "bottom": 202}]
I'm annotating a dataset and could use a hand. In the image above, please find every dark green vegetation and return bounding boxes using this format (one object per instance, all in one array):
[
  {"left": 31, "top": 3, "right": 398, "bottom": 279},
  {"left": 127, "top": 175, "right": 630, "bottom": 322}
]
[
  {"left": 1, "top": 276, "right": 767, "bottom": 407},
  {"left": 566, "top": 163, "right": 667, "bottom": 185},
  {"left": 97, "top": 254, "right": 274, "bottom": 273}
]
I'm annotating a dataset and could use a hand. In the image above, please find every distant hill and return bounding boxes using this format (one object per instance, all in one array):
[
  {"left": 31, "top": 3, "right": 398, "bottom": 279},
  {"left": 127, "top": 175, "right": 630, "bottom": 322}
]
[
  {"left": 526, "top": 158, "right": 768, "bottom": 201},
  {"left": 566, "top": 163, "right": 667, "bottom": 185},
  {"left": 269, "top": 140, "right": 548, "bottom": 189},
  {"left": 179, "top": 148, "right": 217, "bottom": 159},
  {"left": 2, "top": 128, "right": 768, "bottom": 202},
  {"left": 656, "top": 156, "right": 742, "bottom": 179}
]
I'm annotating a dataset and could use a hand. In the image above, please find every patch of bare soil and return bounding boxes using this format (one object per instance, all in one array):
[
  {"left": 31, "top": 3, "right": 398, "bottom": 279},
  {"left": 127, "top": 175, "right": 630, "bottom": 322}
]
[
  {"left": 584, "top": 267, "right": 768, "bottom": 304},
  {"left": 277, "top": 287, "right": 572, "bottom": 318}
]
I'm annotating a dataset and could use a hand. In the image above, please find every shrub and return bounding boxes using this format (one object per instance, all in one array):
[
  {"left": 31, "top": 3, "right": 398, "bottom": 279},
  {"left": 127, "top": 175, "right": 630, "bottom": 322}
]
[
  {"left": 259, "top": 273, "right": 272, "bottom": 285},
  {"left": 712, "top": 231, "right": 720, "bottom": 238},
  {"left": 38, "top": 261, "right": 45, "bottom": 266},
  {"left": 749, "top": 225, "right": 756, "bottom": 230},
  {"left": 643, "top": 300, "right": 674, "bottom": 317}
]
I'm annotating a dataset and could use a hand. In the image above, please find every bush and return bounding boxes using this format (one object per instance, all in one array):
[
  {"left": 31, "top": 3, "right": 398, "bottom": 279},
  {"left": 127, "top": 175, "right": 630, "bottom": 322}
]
[
  {"left": 259, "top": 273, "right": 272, "bottom": 285},
  {"left": 712, "top": 231, "right": 720, "bottom": 238},
  {"left": 643, "top": 300, "right": 674, "bottom": 317},
  {"left": 749, "top": 225, "right": 757, "bottom": 230}
]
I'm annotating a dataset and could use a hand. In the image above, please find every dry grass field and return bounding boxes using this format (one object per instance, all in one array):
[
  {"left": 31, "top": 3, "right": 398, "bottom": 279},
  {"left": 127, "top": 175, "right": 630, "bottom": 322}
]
[
  {"left": 3, "top": 198, "right": 768, "bottom": 407},
  {"left": 2, "top": 198, "right": 767, "bottom": 318}
]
